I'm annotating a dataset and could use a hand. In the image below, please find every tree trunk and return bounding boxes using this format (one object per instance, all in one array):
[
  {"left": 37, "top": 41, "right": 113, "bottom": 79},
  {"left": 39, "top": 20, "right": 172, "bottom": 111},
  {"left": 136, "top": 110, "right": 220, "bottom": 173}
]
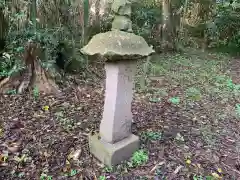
[
  {"left": 182, "top": 0, "right": 216, "bottom": 51},
  {"left": 95, "top": 0, "right": 101, "bottom": 31},
  {"left": 0, "top": 7, "right": 8, "bottom": 52},
  {"left": 0, "top": 41, "right": 60, "bottom": 94},
  {"left": 82, "top": 0, "right": 90, "bottom": 46},
  {"left": 161, "top": 0, "right": 176, "bottom": 51},
  {"left": 30, "top": 0, "right": 37, "bottom": 32},
  {"left": 0, "top": 0, "right": 60, "bottom": 95}
]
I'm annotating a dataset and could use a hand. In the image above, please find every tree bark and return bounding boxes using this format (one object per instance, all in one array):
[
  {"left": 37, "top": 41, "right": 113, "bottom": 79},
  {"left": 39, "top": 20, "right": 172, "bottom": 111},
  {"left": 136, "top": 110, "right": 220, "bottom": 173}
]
[
  {"left": 30, "top": 0, "right": 37, "bottom": 32},
  {"left": 0, "top": 41, "right": 60, "bottom": 94},
  {"left": 162, "top": 0, "right": 176, "bottom": 51},
  {"left": 95, "top": 0, "right": 101, "bottom": 31},
  {"left": 0, "top": 7, "right": 8, "bottom": 52},
  {"left": 0, "top": 0, "right": 59, "bottom": 95}
]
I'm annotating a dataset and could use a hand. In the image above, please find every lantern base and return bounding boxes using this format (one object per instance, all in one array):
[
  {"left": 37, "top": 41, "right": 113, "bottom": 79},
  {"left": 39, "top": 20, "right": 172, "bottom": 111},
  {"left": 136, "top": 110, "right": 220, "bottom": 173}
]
[{"left": 89, "top": 133, "right": 139, "bottom": 166}]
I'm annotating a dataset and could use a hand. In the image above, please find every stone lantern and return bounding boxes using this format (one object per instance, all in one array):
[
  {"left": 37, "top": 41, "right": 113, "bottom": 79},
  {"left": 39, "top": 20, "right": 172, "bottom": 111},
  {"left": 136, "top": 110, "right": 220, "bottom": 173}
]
[{"left": 81, "top": 0, "right": 154, "bottom": 166}]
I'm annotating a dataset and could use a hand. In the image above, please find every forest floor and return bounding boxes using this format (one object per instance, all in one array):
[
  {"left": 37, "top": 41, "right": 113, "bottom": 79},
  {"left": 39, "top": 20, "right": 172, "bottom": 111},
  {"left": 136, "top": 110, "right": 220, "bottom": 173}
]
[{"left": 1, "top": 49, "right": 240, "bottom": 180}]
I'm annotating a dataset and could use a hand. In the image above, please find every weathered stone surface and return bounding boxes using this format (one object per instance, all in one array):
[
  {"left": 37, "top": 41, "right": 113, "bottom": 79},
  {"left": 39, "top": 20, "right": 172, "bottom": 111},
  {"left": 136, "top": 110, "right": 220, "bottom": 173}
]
[
  {"left": 111, "top": 15, "right": 133, "bottom": 32},
  {"left": 111, "top": 0, "right": 132, "bottom": 32},
  {"left": 81, "top": 0, "right": 153, "bottom": 167},
  {"left": 111, "top": 0, "right": 132, "bottom": 16},
  {"left": 89, "top": 133, "right": 139, "bottom": 166},
  {"left": 100, "top": 61, "right": 137, "bottom": 143},
  {"left": 80, "top": 30, "right": 154, "bottom": 61}
]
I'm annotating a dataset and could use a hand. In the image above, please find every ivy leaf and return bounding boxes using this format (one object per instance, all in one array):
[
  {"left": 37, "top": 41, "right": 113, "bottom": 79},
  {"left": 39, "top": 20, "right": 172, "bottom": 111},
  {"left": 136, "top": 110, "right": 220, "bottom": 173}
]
[
  {"left": 15, "top": 46, "right": 24, "bottom": 53},
  {"left": 149, "top": 97, "right": 161, "bottom": 103},
  {"left": 70, "top": 169, "right": 77, "bottom": 176},
  {"left": 169, "top": 97, "right": 180, "bottom": 105}
]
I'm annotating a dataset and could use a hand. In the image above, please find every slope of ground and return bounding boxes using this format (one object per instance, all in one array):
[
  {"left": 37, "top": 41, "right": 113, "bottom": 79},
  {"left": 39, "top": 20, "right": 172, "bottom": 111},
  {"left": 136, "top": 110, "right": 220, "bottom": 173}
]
[{"left": 0, "top": 50, "right": 240, "bottom": 179}]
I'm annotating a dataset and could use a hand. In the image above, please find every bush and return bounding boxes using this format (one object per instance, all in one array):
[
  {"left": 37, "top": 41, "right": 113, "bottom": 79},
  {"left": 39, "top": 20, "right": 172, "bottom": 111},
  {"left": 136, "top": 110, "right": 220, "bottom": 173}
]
[
  {"left": 131, "top": 1, "right": 162, "bottom": 48},
  {"left": 207, "top": 1, "right": 240, "bottom": 53}
]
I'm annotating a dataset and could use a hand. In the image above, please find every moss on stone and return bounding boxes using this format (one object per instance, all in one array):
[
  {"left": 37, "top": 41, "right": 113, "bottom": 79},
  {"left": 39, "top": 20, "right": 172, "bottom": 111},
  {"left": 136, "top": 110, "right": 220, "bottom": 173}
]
[{"left": 81, "top": 30, "right": 154, "bottom": 61}]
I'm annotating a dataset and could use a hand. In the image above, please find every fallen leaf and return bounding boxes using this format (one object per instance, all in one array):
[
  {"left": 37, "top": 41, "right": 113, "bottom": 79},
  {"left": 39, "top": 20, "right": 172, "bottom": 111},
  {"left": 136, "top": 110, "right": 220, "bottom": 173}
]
[
  {"left": 186, "top": 159, "right": 191, "bottom": 165},
  {"left": 3, "top": 52, "right": 11, "bottom": 59},
  {"left": 42, "top": 105, "right": 49, "bottom": 111},
  {"left": 43, "top": 151, "right": 51, "bottom": 158},
  {"left": 66, "top": 159, "right": 70, "bottom": 165},
  {"left": 68, "top": 149, "right": 82, "bottom": 161},
  {"left": 149, "top": 97, "right": 161, "bottom": 103},
  {"left": 14, "top": 154, "right": 27, "bottom": 163},
  {"left": 7, "top": 142, "right": 21, "bottom": 153},
  {"left": 195, "top": 163, "right": 201, "bottom": 169},
  {"left": 174, "top": 165, "right": 183, "bottom": 174},
  {"left": 0, "top": 128, "right": 3, "bottom": 136},
  {"left": 72, "top": 149, "right": 82, "bottom": 161},
  {"left": 212, "top": 172, "right": 221, "bottom": 179},
  {"left": 0, "top": 153, "right": 8, "bottom": 165},
  {"left": 175, "top": 133, "right": 184, "bottom": 142},
  {"left": 217, "top": 168, "right": 222, "bottom": 173}
]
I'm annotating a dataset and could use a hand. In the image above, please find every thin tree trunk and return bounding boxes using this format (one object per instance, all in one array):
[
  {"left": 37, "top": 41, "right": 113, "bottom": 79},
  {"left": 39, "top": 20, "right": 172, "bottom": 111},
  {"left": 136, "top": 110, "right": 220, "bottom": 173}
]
[
  {"left": 180, "top": 0, "right": 188, "bottom": 31},
  {"left": 0, "top": 7, "right": 8, "bottom": 52},
  {"left": 162, "top": 0, "right": 175, "bottom": 51},
  {"left": 162, "top": 0, "right": 171, "bottom": 42},
  {"left": 30, "top": 0, "right": 37, "bottom": 32},
  {"left": 82, "top": 0, "right": 90, "bottom": 46},
  {"left": 95, "top": 0, "right": 101, "bottom": 31},
  {"left": 140, "top": 56, "right": 151, "bottom": 90}
]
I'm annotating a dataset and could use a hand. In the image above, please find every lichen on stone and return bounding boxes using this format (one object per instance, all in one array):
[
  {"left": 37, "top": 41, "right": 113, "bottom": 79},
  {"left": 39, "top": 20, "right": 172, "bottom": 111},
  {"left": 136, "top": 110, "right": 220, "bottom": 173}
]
[
  {"left": 112, "top": 15, "right": 132, "bottom": 33},
  {"left": 111, "top": 0, "right": 132, "bottom": 16},
  {"left": 81, "top": 30, "right": 154, "bottom": 61},
  {"left": 111, "top": 0, "right": 132, "bottom": 32},
  {"left": 80, "top": 0, "right": 155, "bottom": 62}
]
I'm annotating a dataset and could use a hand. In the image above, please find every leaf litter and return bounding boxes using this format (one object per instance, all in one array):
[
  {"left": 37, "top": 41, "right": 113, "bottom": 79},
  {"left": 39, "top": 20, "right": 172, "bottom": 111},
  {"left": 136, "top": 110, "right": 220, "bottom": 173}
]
[{"left": 0, "top": 55, "right": 240, "bottom": 179}]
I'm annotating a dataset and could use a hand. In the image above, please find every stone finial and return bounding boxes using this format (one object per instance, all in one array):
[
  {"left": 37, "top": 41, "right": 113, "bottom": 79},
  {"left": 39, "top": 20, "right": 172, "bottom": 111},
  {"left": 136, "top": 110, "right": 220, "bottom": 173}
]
[
  {"left": 80, "top": 0, "right": 154, "bottom": 61},
  {"left": 111, "top": 0, "right": 133, "bottom": 32}
]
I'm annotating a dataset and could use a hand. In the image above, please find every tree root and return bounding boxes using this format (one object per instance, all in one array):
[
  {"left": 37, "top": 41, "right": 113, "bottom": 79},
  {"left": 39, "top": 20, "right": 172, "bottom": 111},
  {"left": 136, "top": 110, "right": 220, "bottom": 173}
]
[{"left": 0, "top": 41, "right": 60, "bottom": 95}]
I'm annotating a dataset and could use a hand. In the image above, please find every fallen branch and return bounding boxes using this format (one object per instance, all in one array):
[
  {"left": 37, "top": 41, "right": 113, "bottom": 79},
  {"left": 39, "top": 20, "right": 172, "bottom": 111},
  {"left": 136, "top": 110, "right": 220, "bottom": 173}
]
[
  {"left": 168, "top": 165, "right": 184, "bottom": 180},
  {"left": 150, "top": 161, "right": 165, "bottom": 173}
]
